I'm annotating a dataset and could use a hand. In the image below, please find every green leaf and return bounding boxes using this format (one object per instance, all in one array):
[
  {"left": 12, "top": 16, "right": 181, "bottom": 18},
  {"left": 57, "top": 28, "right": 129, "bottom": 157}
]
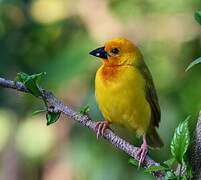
[
  {"left": 46, "top": 111, "right": 61, "bottom": 126},
  {"left": 144, "top": 165, "right": 168, "bottom": 173},
  {"left": 163, "top": 158, "right": 176, "bottom": 168},
  {"left": 80, "top": 105, "right": 90, "bottom": 115},
  {"left": 165, "top": 171, "right": 177, "bottom": 180},
  {"left": 170, "top": 116, "right": 190, "bottom": 163},
  {"left": 32, "top": 109, "right": 47, "bottom": 116},
  {"left": 194, "top": 11, "right": 201, "bottom": 26},
  {"left": 16, "top": 72, "right": 46, "bottom": 97},
  {"left": 128, "top": 158, "right": 138, "bottom": 167},
  {"left": 185, "top": 57, "right": 201, "bottom": 72},
  {"left": 16, "top": 72, "right": 29, "bottom": 82},
  {"left": 181, "top": 176, "right": 188, "bottom": 180}
]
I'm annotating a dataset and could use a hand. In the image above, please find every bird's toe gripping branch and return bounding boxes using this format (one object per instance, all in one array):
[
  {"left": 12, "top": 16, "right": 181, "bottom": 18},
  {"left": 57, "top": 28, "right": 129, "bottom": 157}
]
[
  {"left": 137, "top": 136, "right": 148, "bottom": 167},
  {"left": 95, "top": 121, "right": 110, "bottom": 139}
]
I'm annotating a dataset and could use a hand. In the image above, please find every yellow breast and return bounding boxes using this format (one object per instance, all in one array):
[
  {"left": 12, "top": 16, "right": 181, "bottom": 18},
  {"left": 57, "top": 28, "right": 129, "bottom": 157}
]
[{"left": 95, "top": 65, "right": 151, "bottom": 136}]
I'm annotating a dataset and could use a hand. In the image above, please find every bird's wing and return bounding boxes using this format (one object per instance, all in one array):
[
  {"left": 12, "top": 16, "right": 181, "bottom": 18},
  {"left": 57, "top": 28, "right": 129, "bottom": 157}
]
[{"left": 139, "top": 61, "right": 161, "bottom": 127}]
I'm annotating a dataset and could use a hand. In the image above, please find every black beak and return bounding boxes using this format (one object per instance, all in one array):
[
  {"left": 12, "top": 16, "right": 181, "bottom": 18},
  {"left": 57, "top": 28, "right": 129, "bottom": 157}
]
[{"left": 89, "top": 46, "right": 108, "bottom": 59}]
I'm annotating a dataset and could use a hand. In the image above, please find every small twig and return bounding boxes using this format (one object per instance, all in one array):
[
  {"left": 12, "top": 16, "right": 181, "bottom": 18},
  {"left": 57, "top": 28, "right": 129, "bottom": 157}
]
[{"left": 0, "top": 77, "right": 165, "bottom": 179}]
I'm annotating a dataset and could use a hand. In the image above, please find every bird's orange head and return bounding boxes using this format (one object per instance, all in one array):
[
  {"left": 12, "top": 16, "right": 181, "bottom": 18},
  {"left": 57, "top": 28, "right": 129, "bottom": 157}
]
[{"left": 89, "top": 38, "right": 142, "bottom": 66}]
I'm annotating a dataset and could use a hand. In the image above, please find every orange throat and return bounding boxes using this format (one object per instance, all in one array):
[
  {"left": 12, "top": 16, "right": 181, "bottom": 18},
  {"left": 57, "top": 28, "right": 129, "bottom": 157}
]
[{"left": 101, "top": 65, "right": 122, "bottom": 81}]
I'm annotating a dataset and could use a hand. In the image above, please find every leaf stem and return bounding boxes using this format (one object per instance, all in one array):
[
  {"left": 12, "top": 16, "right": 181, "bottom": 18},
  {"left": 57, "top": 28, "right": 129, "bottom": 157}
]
[{"left": 178, "top": 163, "right": 183, "bottom": 179}]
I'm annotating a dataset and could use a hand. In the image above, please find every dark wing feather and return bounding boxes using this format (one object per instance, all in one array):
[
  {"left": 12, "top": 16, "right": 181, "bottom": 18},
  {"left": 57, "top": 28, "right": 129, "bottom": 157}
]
[{"left": 139, "top": 61, "right": 161, "bottom": 127}]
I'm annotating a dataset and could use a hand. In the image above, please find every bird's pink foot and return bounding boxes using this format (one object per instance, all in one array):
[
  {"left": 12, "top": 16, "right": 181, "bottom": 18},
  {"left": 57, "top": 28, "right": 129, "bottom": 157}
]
[
  {"left": 95, "top": 121, "right": 109, "bottom": 139},
  {"left": 137, "top": 137, "right": 148, "bottom": 167}
]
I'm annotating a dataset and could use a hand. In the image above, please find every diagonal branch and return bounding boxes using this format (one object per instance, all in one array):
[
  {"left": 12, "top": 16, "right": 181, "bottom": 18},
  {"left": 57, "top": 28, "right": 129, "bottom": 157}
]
[{"left": 0, "top": 77, "right": 164, "bottom": 179}]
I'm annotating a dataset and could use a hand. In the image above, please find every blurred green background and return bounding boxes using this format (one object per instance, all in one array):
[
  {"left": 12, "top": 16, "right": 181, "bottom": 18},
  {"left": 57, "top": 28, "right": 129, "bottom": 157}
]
[{"left": 0, "top": 0, "right": 201, "bottom": 179}]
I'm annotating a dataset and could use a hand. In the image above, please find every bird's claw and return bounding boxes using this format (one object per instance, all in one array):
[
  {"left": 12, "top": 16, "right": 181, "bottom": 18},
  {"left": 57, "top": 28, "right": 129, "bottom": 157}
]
[
  {"left": 137, "top": 142, "right": 148, "bottom": 167},
  {"left": 95, "top": 121, "right": 109, "bottom": 139}
]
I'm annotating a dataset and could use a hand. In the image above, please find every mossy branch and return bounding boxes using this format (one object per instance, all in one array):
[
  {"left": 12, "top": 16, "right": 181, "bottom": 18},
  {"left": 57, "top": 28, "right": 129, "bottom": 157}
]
[{"left": 189, "top": 110, "right": 201, "bottom": 180}]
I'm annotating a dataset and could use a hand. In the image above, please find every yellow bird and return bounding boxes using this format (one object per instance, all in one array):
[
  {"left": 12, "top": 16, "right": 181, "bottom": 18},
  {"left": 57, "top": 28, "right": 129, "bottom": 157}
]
[{"left": 89, "top": 37, "right": 163, "bottom": 164}]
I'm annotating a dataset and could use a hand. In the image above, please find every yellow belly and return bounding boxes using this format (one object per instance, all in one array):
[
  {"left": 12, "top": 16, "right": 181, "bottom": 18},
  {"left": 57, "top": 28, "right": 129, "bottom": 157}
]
[{"left": 95, "top": 65, "right": 151, "bottom": 136}]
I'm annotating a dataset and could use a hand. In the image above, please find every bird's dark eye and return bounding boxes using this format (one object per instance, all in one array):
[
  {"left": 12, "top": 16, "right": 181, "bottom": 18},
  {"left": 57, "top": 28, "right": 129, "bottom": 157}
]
[{"left": 111, "top": 48, "right": 119, "bottom": 55}]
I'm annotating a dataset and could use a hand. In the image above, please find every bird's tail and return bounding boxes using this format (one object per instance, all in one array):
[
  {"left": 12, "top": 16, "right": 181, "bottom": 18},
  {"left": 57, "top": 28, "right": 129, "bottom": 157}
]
[{"left": 146, "top": 127, "right": 164, "bottom": 149}]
